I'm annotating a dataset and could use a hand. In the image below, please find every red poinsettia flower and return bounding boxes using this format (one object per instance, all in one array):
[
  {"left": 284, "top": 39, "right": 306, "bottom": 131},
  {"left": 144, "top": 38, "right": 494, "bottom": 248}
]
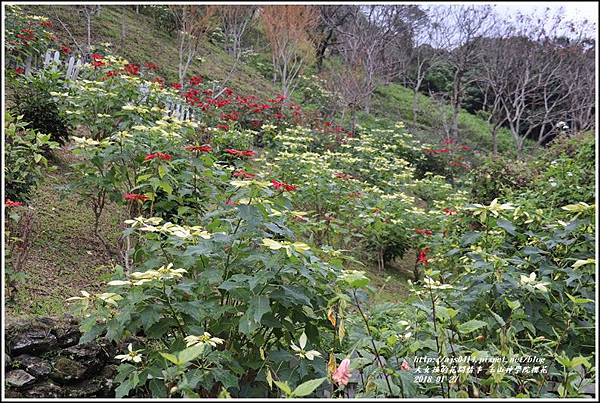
[
  {"left": 39, "top": 20, "right": 53, "bottom": 28},
  {"left": 415, "top": 229, "right": 433, "bottom": 236},
  {"left": 91, "top": 60, "right": 105, "bottom": 68},
  {"left": 461, "top": 145, "right": 471, "bottom": 151},
  {"left": 60, "top": 44, "right": 71, "bottom": 55},
  {"left": 224, "top": 149, "right": 256, "bottom": 157},
  {"left": 170, "top": 82, "right": 182, "bottom": 90},
  {"left": 232, "top": 169, "right": 256, "bottom": 179},
  {"left": 417, "top": 248, "right": 429, "bottom": 266},
  {"left": 15, "top": 67, "right": 25, "bottom": 75},
  {"left": 5, "top": 199, "right": 24, "bottom": 207},
  {"left": 271, "top": 179, "right": 297, "bottom": 192},
  {"left": 184, "top": 144, "right": 212, "bottom": 153},
  {"left": 443, "top": 208, "right": 458, "bottom": 216},
  {"left": 144, "top": 62, "right": 159, "bottom": 71},
  {"left": 90, "top": 53, "right": 103, "bottom": 61},
  {"left": 216, "top": 124, "right": 230, "bottom": 130},
  {"left": 124, "top": 63, "right": 140, "bottom": 76},
  {"left": 144, "top": 152, "right": 172, "bottom": 162},
  {"left": 124, "top": 193, "right": 149, "bottom": 201},
  {"left": 188, "top": 75, "right": 203, "bottom": 86}
]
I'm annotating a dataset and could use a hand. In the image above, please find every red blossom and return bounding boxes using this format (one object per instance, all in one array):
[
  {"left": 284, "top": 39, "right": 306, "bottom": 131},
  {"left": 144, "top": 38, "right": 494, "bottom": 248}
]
[
  {"left": 153, "top": 76, "right": 165, "bottom": 87},
  {"left": 106, "top": 70, "right": 119, "bottom": 78},
  {"left": 144, "top": 152, "right": 172, "bottom": 161},
  {"left": 170, "top": 82, "right": 182, "bottom": 90},
  {"left": 90, "top": 53, "right": 103, "bottom": 61},
  {"left": 443, "top": 208, "right": 458, "bottom": 216},
  {"left": 415, "top": 229, "right": 433, "bottom": 236},
  {"left": 461, "top": 145, "right": 471, "bottom": 151},
  {"left": 60, "top": 44, "right": 71, "bottom": 55},
  {"left": 224, "top": 148, "right": 255, "bottom": 158},
  {"left": 216, "top": 124, "right": 230, "bottom": 130},
  {"left": 144, "top": 62, "right": 159, "bottom": 71},
  {"left": 124, "top": 193, "right": 149, "bottom": 201},
  {"left": 15, "top": 67, "right": 25, "bottom": 75},
  {"left": 232, "top": 169, "right": 256, "bottom": 179},
  {"left": 39, "top": 20, "right": 53, "bottom": 28},
  {"left": 225, "top": 198, "right": 237, "bottom": 206},
  {"left": 417, "top": 248, "right": 429, "bottom": 266},
  {"left": 5, "top": 199, "right": 24, "bottom": 207},
  {"left": 189, "top": 75, "right": 203, "bottom": 86},
  {"left": 271, "top": 179, "right": 297, "bottom": 192},
  {"left": 184, "top": 144, "right": 212, "bottom": 153},
  {"left": 91, "top": 60, "right": 105, "bottom": 68},
  {"left": 124, "top": 63, "right": 140, "bottom": 76}
]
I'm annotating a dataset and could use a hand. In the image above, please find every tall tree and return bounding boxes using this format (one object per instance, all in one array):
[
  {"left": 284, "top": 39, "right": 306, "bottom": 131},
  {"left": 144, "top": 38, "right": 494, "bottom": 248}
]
[
  {"left": 170, "top": 5, "right": 217, "bottom": 85},
  {"left": 261, "top": 5, "right": 318, "bottom": 97}
]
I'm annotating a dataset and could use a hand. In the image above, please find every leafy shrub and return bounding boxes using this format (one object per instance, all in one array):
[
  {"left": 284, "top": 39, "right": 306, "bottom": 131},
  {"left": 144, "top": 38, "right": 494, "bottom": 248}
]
[
  {"left": 11, "top": 69, "right": 71, "bottom": 144},
  {"left": 468, "top": 155, "right": 538, "bottom": 204},
  {"left": 4, "top": 112, "right": 59, "bottom": 201}
]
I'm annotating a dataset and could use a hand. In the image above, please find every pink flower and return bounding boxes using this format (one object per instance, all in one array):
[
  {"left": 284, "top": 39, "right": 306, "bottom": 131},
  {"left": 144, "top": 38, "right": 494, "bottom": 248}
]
[
  {"left": 332, "top": 358, "right": 351, "bottom": 386},
  {"left": 5, "top": 199, "right": 24, "bottom": 207},
  {"left": 401, "top": 360, "right": 410, "bottom": 371}
]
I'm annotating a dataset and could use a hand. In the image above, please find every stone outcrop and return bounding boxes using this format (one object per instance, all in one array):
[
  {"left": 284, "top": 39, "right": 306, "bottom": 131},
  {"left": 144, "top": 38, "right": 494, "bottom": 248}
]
[{"left": 4, "top": 315, "right": 117, "bottom": 398}]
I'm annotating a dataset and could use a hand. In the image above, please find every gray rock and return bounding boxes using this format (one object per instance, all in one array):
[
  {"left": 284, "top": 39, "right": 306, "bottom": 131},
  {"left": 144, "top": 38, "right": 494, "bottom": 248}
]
[
  {"left": 22, "top": 381, "right": 63, "bottom": 398},
  {"left": 50, "top": 357, "right": 88, "bottom": 384},
  {"left": 10, "top": 330, "right": 57, "bottom": 355},
  {"left": 6, "top": 369, "right": 36, "bottom": 388},
  {"left": 13, "top": 354, "right": 52, "bottom": 378}
]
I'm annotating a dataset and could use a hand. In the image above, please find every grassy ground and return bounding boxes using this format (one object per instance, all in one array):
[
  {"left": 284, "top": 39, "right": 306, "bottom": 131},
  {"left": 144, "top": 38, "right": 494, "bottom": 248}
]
[{"left": 5, "top": 148, "right": 127, "bottom": 318}]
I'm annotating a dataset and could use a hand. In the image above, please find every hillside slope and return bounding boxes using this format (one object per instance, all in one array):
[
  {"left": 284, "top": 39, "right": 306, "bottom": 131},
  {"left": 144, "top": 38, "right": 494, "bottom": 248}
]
[
  {"left": 24, "top": 5, "right": 277, "bottom": 99},
  {"left": 23, "top": 4, "right": 518, "bottom": 156}
]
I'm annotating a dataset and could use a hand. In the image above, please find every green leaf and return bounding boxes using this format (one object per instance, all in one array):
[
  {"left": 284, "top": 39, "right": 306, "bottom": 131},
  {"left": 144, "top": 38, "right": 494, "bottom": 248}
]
[
  {"left": 505, "top": 298, "right": 521, "bottom": 310},
  {"left": 489, "top": 309, "right": 505, "bottom": 326},
  {"left": 177, "top": 344, "right": 206, "bottom": 364},
  {"left": 158, "top": 164, "right": 167, "bottom": 178},
  {"left": 461, "top": 232, "right": 482, "bottom": 246},
  {"left": 252, "top": 295, "right": 270, "bottom": 323},
  {"left": 566, "top": 293, "right": 594, "bottom": 305},
  {"left": 496, "top": 218, "right": 516, "bottom": 235},
  {"left": 159, "top": 180, "right": 173, "bottom": 194},
  {"left": 274, "top": 380, "right": 292, "bottom": 396},
  {"left": 292, "top": 377, "right": 327, "bottom": 397},
  {"left": 159, "top": 352, "right": 180, "bottom": 366},
  {"left": 457, "top": 319, "right": 487, "bottom": 334}
]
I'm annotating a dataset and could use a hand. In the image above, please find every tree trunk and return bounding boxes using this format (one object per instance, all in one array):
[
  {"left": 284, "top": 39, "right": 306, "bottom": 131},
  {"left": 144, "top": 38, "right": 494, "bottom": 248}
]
[
  {"left": 491, "top": 125, "right": 498, "bottom": 155},
  {"left": 412, "top": 89, "right": 419, "bottom": 127},
  {"left": 87, "top": 14, "right": 92, "bottom": 51}
]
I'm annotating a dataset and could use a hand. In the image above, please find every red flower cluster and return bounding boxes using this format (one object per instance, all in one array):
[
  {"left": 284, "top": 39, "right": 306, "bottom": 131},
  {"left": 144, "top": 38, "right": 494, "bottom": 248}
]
[
  {"left": 189, "top": 75, "right": 203, "bottom": 86},
  {"left": 224, "top": 149, "right": 256, "bottom": 157},
  {"left": 216, "top": 124, "right": 230, "bottom": 130},
  {"left": 184, "top": 144, "right": 212, "bottom": 153},
  {"left": 144, "top": 152, "right": 173, "bottom": 161},
  {"left": 90, "top": 53, "right": 103, "bottom": 61},
  {"left": 124, "top": 193, "right": 148, "bottom": 201},
  {"left": 271, "top": 179, "right": 297, "bottom": 192},
  {"left": 39, "top": 20, "right": 53, "bottom": 28},
  {"left": 60, "top": 44, "right": 71, "bottom": 55},
  {"left": 15, "top": 67, "right": 25, "bottom": 75},
  {"left": 267, "top": 95, "right": 287, "bottom": 104},
  {"left": 221, "top": 111, "right": 239, "bottom": 121},
  {"left": 441, "top": 138, "right": 456, "bottom": 145},
  {"left": 5, "top": 199, "right": 24, "bottom": 207},
  {"left": 443, "top": 208, "right": 458, "bottom": 216},
  {"left": 425, "top": 148, "right": 450, "bottom": 154},
  {"left": 417, "top": 248, "right": 429, "bottom": 266},
  {"left": 105, "top": 70, "right": 119, "bottom": 78},
  {"left": 144, "top": 62, "right": 159, "bottom": 71},
  {"left": 16, "top": 28, "right": 35, "bottom": 42},
  {"left": 415, "top": 229, "right": 433, "bottom": 236},
  {"left": 171, "top": 82, "right": 183, "bottom": 90},
  {"left": 153, "top": 76, "right": 165, "bottom": 87},
  {"left": 124, "top": 63, "right": 140, "bottom": 76},
  {"left": 232, "top": 169, "right": 256, "bottom": 179},
  {"left": 461, "top": 145, "right": 471, "bottom": 151},
  {"left": 91, "top": 60, "right": 105, "bottom": 68}
]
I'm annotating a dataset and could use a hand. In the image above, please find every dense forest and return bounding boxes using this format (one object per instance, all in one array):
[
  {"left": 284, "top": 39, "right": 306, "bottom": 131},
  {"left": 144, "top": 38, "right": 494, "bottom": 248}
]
[{"left": 3, "top": 3, "right": 597, "bottom": 399}]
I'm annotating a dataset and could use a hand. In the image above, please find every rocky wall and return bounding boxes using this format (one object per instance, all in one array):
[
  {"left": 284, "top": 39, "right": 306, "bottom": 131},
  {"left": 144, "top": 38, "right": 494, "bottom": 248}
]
[{"left": 4, "top": 315, "right": 117, "bottom": 398}]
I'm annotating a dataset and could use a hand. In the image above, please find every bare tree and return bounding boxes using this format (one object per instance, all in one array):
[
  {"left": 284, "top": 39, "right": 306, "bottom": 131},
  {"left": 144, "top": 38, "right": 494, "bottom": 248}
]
[
  {"left": 261, "top": 5, "right": 319, "bottom": 97},
  {"left": 78, "top": 5, "right": 102, "bottom": 52},
  {"left": 170, "top": 5, "right": 217, "bottom": 85},
  {"left": 429, "top": 5, "right": 494, "bottom": 139},
  {"left": 217, "top": 5, "right": 257, "bottom": 59}
]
